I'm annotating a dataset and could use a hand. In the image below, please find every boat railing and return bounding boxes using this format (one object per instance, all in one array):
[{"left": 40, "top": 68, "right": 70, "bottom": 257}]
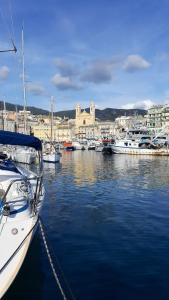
[{"left": 1, "top": 175, "right": 43, "bottom": 214}]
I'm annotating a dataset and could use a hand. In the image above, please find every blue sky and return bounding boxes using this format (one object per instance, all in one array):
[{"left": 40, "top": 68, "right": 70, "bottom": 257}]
[{"left": 0, "top": 0, "right": 169, "bottom": 111}]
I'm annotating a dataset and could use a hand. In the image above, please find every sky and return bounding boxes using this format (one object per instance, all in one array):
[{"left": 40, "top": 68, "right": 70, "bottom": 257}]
[{"left": 0, "top": 0, "right": 169, "bottom": 111}]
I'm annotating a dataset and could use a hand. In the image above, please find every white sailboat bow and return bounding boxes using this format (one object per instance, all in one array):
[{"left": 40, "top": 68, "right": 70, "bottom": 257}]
[{"left": 0, "top": 131, "right": 45, "bottom": 298}]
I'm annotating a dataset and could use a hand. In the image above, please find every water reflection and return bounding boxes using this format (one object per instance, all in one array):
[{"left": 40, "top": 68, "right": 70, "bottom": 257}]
[
  {"left": 61, "top": 151, "right": 169, "bottom": 191},
  {"left": 3, "top": 151, "right": 169, "bottom": 300}
]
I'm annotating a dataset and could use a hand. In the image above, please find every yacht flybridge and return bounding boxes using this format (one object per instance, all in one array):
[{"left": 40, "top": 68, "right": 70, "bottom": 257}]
[{"left": 0, "top": 131, "right": 45, "bottom": 299}]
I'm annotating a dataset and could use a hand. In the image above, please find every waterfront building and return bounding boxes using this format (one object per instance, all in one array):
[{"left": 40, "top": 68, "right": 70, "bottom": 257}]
[
  {"left": 96, "top": 121, "right": 116, "bottom": 139},
  {"left": 75, "top": 102, "right": 117, "bottom": 140},
  {"left": 146, "top": 104, "right": 169, "bottom": 133},
  {"left": 115, "top": 115, "right": 146, "bottom": 131},
  {"left": 75, "top": 102, "right": 95, "bottom": 127},
  {"left": 33, "top": 119, "right": 75, "bottom": 142},
  {"left": 76, "top": 124, "right": 97, "bottom": 140}
]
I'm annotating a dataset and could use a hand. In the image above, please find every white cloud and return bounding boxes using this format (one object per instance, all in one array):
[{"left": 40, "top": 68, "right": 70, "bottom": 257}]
[
  {"left": 0, "top": 66, "right": 10, "bottom": 80},
  {"left": 123, "top": 55, "right": 151, "bottom": 72},
  {"left": 122, "top": 99, "right": 155, "bottom": 110},
  {"left": 51, "top": 73, "right": 81, "bottom": 90},
  {"left": 26, "top": 83, "right": 46, "bottom": 96}
]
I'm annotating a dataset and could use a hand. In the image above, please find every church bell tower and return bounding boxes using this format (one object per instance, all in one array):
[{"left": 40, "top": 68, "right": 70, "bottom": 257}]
[
  {"left": 90, "top": 101, "right": 95, "bottom": 124},
  {"left": 76, "top": 104, "right": 81, "bottom": 119}
]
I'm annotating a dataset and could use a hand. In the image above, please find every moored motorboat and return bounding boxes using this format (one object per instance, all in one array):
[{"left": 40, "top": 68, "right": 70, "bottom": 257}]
[
  {"left": 0, "top": 131, "right": 45, "bottom": 299},
  {"left": 95, "top": 145, "right": 104, "bottom": 152},
  {"left": 112, "top": 138, "right": 169, "bottom": 155},
  {"left": 88, "top": 143, "right": 95, "bottom": 150},
  {"left": 72, "top": 141, "right": 84, "bottom": 150},
  {"left": 102, "top": 144, "right": 113, "bottom": 155},
  {"left": 64, "top": 142, "right": 75, "bottom": 151}
]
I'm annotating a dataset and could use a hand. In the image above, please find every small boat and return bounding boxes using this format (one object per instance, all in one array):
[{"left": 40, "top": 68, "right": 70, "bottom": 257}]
[
  {"left": 0, "top": 131, "right": 45, "bottom": 298},
  {"left": 43, "top": 97, "right": 61, "bottom": 163},
  {"left": 102, "top": 144, "right": 113, "bottom": 155},
  {"left": 95, "top": 145, "right": 104, "bottom": 152},
  {"left": 87, "top": 142, "right": 96, "bottom": 150},
  {"left": 66, "top": 146, "right": 75, "bottom": 151},
  {"left": 72, "top": 141, "right": 84, "bottom": 150},
  {"left": 64, "top": 142, "right": 75, "bottom": 151},
  {"left": 43, "top": 150, "right": 60, "bottom": 163},
  {"left": 112, "top": 139, "right": 169, "bottom": 155}
]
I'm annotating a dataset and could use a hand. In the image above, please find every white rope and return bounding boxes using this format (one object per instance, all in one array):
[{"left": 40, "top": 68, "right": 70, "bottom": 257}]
[{"left": 39, "top": 219, "right": 68, "bottom": 300}]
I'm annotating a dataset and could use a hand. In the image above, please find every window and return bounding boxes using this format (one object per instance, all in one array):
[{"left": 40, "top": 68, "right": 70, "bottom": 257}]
[{"left": 83, "top": 120, "right": 86, "bottom": 125}]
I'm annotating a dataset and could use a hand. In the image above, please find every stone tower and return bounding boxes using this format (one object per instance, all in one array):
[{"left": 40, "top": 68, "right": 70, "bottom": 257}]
[
  {"left": 90, "top": 101, "right": 95, "bottom": 123},
  {"left": 76, "top": 104, "right": 81, "bottom": 119}
]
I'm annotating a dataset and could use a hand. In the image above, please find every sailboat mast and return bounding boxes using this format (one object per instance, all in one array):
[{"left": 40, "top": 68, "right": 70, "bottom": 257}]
[
  {"left": 15, "top": 106, "right": 18, "bottom": 132},
  {"left": 50, "top": 96, "right": 54, "bottom": 144},
  {"left": 22, "top": 27, "right": 27, "bottom": 134},
  {"left": 3, "top": 100, "right": 6, "bottom": 131}
]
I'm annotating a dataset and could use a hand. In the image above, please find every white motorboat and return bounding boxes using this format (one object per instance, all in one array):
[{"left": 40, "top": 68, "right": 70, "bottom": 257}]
[
  {"left": 0, "top": 131, "right": 45, "bottom": 298},
  {"left": 112, "top": 139, "right": 169, "bottom": 155},
  {"left": 95, "top": 145, "right": 104, "bottom": 152},
  {"left": 72, "top": 141, "right": 85, "bottom": 150}
]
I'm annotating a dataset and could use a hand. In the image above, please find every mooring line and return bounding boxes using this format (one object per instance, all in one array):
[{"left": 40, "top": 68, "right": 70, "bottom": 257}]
[{"left": 39, "top": 218, "right": 68, "bottom": 300}]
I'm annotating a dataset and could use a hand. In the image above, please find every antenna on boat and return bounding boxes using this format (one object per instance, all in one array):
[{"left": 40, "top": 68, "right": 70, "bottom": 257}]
[
  {"left": 50, "top": 96, "right": 54, "bottom": 148},
  {"left": 15, "top": 105, "right": 18, "bottom": 132},
  {"left": 3, "top": 100, "right": 6, "bottom": 131}
]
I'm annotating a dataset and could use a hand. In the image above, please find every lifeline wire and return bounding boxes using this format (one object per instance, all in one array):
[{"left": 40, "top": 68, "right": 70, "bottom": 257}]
[{"left": 39, "top": 219, "right": 68, "bottom": 300}]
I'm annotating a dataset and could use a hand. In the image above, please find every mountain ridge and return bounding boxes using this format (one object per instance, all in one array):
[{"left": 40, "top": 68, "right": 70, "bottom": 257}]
[{"left": 0, "top": 101, "right": 146, "bottom": 122}]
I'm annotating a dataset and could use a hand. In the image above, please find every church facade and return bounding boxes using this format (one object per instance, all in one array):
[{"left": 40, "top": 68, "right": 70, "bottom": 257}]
[{"left": 75, "top": 102, "right": 95, "bottom": 127}]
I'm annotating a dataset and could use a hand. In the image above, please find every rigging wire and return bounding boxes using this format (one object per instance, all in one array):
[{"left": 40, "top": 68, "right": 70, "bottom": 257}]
[
  {"left": 0, "top": 0, "right": 17, "bottom": 52},
  {"left": 8, "top": 0, "right": 15, "bottom": 42}
]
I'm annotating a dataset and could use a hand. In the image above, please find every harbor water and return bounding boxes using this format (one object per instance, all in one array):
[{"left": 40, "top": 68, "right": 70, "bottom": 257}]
[{"left": 3, "top": 151, "right": 169, "bottom": 300}]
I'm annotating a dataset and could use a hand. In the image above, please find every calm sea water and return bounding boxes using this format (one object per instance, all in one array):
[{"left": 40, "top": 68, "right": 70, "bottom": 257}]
[{"left": 3, "top": 151, "right": 169, "bottom": 300}]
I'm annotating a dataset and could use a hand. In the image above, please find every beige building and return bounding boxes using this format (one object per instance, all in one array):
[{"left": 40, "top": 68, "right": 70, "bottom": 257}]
[
  {"left": 75, "top": 102, "right": 96, "bottom": 140},
  {"left": 146, "top": 104, "right": 169, "bottom": 133},
  {"left": 33, "top": 119, "right": 75, "bottom": 142},
  {"left": 97, "top": 121, "right": 116, "bottom": 139},
  {"left": 75, "top": 102, "right": 95, "bottom": 127}
]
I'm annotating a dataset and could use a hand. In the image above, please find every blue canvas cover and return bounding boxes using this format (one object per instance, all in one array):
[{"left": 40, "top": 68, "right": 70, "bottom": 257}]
[{"left": 0, "top": 131, "right": 42, "bottom": 151}]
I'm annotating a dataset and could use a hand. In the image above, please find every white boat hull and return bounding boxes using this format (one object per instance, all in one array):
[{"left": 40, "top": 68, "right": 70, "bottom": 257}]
[
  {"left": 43, "top": 152, "right": 60, "bottom": 163},
  {"left": 0, "top": 165, "right": 45, "bottom": 298},
  {"left": 112, "top": 145, "right": 169, "bottom": 155},
  {"left": 0, "top": 217, "right": 38, "bottom": 299},
  {"left": 95, "top": 146, "right": 103, "bottom": 152}
]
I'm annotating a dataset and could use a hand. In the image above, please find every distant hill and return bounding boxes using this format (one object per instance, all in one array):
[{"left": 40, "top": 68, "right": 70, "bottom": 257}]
[
  {"left": 0, "top": 101, "right": 49, "bottom": 115},
  {"left": 0, "top": 101, "right": 146, "bottom": 121},
  {"left": 55, "top": 107, "right": 147, "bottom": 121}
]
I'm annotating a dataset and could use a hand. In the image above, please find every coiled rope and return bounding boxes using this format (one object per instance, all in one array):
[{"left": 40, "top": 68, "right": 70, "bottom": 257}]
[{"left": 39, "top": 219, "right": 69, "bottom": 300}]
